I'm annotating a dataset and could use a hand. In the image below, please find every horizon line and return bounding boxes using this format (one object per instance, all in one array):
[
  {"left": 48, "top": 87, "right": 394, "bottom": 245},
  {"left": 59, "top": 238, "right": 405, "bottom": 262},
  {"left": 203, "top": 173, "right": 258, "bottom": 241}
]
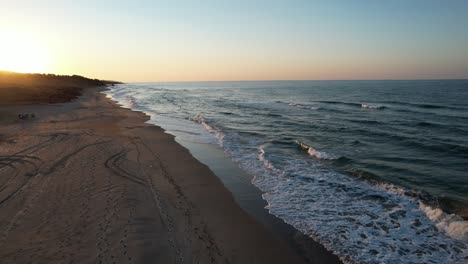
[
  {"left": 2, "top": 70, "right": 467, "bottom": 83},
  {"left": 124, "top": 78, "right": 468, "bottom": 83}
]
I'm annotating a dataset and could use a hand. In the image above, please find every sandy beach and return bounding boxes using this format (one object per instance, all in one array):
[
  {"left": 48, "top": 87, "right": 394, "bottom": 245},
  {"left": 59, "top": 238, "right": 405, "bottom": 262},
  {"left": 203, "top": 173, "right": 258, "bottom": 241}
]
[
  {"left": 2, "top": 2, "right": 467, "bottom": 262},
  {"left": 0, "top": 81, "right": 341, "bottom": 263}
]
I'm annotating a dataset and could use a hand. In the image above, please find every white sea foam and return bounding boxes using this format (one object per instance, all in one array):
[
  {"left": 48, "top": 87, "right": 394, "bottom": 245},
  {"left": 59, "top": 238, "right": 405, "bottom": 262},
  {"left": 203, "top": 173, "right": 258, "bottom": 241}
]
[
  {"left": 375, "top": 182, "right": 408, "bottom": 196},
  {"left": 288, "top": 102, "right": 320, "bottom": 110},
  {"left": 296, "top": 141, "right": 337, "bottom": 160},
  {"left": 194, "top": 114, "right": 225, "bottom": 147},
  {"left": 258, "top": 146, "right": 284, "bottom": 175},
  {"left": 420, "top": 203, "right": 468, "bottom": 241},
  {"left": 361, "top": 103, "right": 385, "bottom": 109},
  {"left": 252, "top": 160, "right": 468, "bottom": 264},
  {"left": 233, "top": 141, "right": 467, "bottom": 263}
]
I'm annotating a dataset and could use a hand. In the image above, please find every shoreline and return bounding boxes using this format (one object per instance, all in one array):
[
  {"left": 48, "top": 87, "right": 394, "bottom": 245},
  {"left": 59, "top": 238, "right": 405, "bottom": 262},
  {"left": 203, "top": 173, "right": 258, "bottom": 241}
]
[
  {"left": 103, "top": 88, "right": 344, "bottom": 263},
  {"left": 0, "top": 86, "right": 341, "bottom": 263},
  {"left": 166, "top": 136, "right": 343, "bottom": 264},
  {"left": 106, "top": 81, "right": 468, "bottom": 263}
]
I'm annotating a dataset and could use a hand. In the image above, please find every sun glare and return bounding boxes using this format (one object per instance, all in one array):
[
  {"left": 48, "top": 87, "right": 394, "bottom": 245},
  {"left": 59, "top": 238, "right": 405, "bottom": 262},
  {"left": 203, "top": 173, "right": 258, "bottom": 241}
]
[{"left": 0, "top": 29, "right": 50, "bottom": 73}]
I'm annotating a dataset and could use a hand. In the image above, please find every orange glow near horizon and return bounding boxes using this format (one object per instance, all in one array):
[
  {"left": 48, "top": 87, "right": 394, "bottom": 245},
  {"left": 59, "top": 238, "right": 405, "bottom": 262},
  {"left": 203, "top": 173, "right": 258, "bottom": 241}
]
[
  {"left": 1, "top": 1, "right": 467, "bottom": 83},
  {"left": 0, "top": 29, "right": 51, "bottom": 74}
]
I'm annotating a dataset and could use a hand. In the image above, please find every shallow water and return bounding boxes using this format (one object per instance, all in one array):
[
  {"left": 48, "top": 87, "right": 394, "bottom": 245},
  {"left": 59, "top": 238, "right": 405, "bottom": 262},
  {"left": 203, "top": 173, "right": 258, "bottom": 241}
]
[{"left": 106, "top": 80, "right": 468, "bottom": 263}]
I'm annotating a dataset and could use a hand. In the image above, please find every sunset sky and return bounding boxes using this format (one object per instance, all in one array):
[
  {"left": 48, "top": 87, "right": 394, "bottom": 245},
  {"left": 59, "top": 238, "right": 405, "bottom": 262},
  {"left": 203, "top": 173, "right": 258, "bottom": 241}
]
[{"left": 1, "top": 0, "right": 467, "bottom": 82}]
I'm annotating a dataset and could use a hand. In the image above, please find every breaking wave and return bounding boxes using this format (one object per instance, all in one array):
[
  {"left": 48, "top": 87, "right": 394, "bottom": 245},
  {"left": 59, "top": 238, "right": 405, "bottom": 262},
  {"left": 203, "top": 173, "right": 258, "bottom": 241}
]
[
  {"left": 192, "top": 114, "right": 225, "bottom": 146},
  {"left": 296, "top": 141, "right": 338, "bottom": 160},
  {"left": 420, "top": 203, "right": 468, "bottom": 241}
]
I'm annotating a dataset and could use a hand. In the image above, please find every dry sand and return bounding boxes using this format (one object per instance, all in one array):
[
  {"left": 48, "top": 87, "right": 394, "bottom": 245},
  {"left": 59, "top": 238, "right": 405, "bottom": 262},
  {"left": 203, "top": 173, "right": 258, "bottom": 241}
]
[{"left": 0, "top": 86, "right": 323, "bottom": 263}]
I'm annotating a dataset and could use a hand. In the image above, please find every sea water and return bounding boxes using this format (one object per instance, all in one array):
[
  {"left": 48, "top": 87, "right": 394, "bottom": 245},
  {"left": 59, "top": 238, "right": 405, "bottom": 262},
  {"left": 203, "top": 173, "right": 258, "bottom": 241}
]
[{"left": 105, "top": 80, "right": 467, "bottom": 263}]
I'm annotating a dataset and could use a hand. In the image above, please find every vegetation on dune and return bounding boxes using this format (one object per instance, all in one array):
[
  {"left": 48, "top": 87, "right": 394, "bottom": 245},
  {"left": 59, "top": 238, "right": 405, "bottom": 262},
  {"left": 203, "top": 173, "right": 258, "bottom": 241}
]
[{"left": 0, "top": 71, "right": 120, "bottom": 104}]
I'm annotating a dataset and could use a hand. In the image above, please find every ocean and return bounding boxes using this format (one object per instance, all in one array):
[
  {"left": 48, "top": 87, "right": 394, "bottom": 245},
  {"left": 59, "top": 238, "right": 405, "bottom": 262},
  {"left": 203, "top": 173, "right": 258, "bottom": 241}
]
[{"left": 105, "top": 80, "right": 467, "bottom": 263}]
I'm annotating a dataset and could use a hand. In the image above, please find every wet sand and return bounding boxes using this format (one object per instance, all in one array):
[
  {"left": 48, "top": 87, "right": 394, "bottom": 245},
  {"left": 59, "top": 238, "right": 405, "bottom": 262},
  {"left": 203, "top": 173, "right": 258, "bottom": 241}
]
[{"left": 0, "top": 86, "right": 342, "bottom": 263}]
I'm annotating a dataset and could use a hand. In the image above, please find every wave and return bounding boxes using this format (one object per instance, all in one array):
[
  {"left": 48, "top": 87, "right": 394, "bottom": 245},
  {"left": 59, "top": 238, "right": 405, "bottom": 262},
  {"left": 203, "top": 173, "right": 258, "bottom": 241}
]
[
  {"left": 411, "top": 122, "right": 468, "bottom": 135},
  {"left": 255, "top": 158, "right": 467, "bottom": 263},
  {"left": 374, "top": 183, "right": 468, "bottom": 240},
  {"left": 274, "top": 101, "right": 320, "bottom": 110},
  {"left": 105, "top": 88, "right": 138, "bottom": 109},
  {"left": 383, "top": 101, "right": 468, "bottom": 110},
  {"left": 313, "top": 101, "right": 386, "bottom": 110},
  {"left": 348, "top": 168, "right": 384, "bottom": 183},
  {"left": 257, "top": 145, "right": 284, "bottom": 175},
  {"left": 125, "top": 95, "right": 138, "bottom": 108},
  {"left": 401, "top": 140, "right": 468, "bottom": 157},
  {"left": 317, "top": 100, "right": 362, "bottom": 107},
  {"left": 361, "top": 103, "right": 385, "bottom": 109},
  {"left": 416, "top": 121, "right": 442, "bottom": 128},
  {"left": 416, "top": 104, "right": 446, "bottom": 109},
  {"left": 344, "top": 126, "right": 468, "bottom": 156},
  {"left": 192, "top": 114, "right": 225, "bottom": 146},
  {"left": 309, "top": 100, "right": 462, "bottom": 111},
  {"left": 420, "top": 203, "right": 468, "bottom": 241},
  {"left": 296, "top": 141, "right": 337, "bottom": 160},
  {"left": 288, "top": 102, "right": 320, "bottom": 110},
  {"left": 262, "top": 145, "right": 468, "bottom": 262}
]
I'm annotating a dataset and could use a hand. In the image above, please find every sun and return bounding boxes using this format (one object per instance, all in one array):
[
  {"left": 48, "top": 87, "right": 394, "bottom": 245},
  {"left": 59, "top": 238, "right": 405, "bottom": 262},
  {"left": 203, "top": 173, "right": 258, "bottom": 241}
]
[{"left": 0, "top": 29, "right": 50, "bottom": 73}]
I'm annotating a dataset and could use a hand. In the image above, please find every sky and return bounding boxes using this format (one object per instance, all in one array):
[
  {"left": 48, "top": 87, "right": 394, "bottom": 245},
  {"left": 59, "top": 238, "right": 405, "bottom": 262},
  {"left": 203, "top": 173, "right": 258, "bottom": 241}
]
[{"left": 1, "top": 0, "right": 467, "bottom": 82}]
